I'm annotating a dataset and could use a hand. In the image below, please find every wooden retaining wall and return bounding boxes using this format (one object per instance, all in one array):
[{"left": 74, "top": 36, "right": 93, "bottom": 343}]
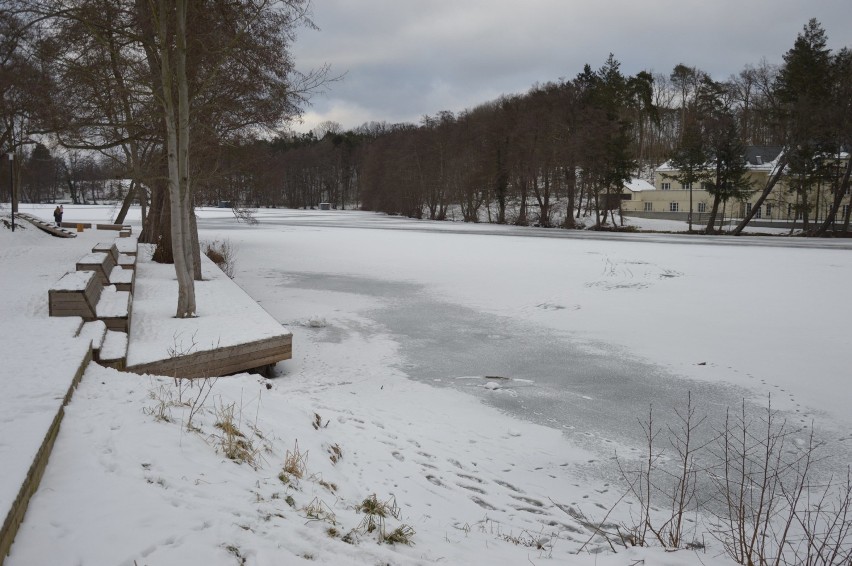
[
  {"left": 125, "top": 334, "right": 292, "bottom": 379},
  {"left": 0, "top": 348, "right": 92, "bottom": 566}
]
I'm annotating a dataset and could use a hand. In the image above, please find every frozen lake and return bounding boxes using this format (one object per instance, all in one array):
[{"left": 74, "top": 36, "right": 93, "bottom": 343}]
[{"left": 200, "top": 208, "right": 852, "bottom": 476}]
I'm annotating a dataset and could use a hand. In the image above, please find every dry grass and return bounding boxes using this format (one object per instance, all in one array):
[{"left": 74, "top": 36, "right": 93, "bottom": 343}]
[
  {"left": 203, "top": 239, "right": 237, "bottom": 278},
  {"left": 303, "top": 497, "right": 336, "bottom": 525},
  {"left": 144, "top": 383, "right": 175, "bottom": 423},
  {"left": 328, "top": 443, "right": 343, "bottom": 464},
  {"left": 279, "top": 441, "right": 308, "bottom": 485},
  {"left": 214, "top": 401, "right": 259, "bottom": 467},
  {"left": 356, "top": 494, "right": 415, "bottom": 544}
]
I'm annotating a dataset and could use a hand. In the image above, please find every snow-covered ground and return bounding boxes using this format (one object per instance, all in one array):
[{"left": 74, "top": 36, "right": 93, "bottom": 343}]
[{"left": 3, "top": 204, "right": 851, "bottom": 566}]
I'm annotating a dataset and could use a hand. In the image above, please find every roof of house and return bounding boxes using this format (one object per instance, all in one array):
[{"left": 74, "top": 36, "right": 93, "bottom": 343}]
[
  {"left": 624, "top": 178, "right": 655, "bottom": 192},
  {"left": 744, "top": 146, "right": 783, "bottom": 166},
  {"left": 656, "top": 145, "right": 785, "bottom": 174}
]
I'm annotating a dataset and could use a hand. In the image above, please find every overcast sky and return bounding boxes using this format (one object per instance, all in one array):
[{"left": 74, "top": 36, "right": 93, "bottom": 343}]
[{"left": 290, "top": 0, "right": 852, "bottom": 133}]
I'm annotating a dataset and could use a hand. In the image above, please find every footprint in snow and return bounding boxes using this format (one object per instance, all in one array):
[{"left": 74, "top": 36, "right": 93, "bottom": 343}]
[
  {"left": 470, "top": 496, "right": 498, "bottom": 511},
  {"left": 494, "top": 480, "right": 523, "bottom": 493},
  {"left": 511, "top": 495, "right": 545, "bottom": 507},
  {"left": 456, "top": 473, "right": 483, "bottom": 483}
]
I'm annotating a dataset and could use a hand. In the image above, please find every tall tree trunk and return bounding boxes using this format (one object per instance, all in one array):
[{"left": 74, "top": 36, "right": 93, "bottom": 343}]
[
  {"left": 157, "top": 0, "right": 196, "bottom": 317},
  {"left": 705, "top": 194, "right": 722, "bottom": 234},
  {"left": 190, "top": 201, "right": 201, "bottom": 281},
  {"left": 515, "top": 174, "right": 528, "bottom": 226},
  {"left": 114, "top": 181, "right": 136, "bottom": 224},
  {"left": 733, "top": 154, "right": 787, "bottom": 235},
  {"left": 563, "top": 165, "right": 576, "bottom": 228},
  {"left": 815, "top": 158, "right": 852, "bottom": 235}
]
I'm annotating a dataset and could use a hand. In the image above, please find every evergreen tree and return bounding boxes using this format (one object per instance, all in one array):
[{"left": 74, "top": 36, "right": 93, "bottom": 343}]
[
  {"left": 703, "top": 114, "right": 753, "bottom": 232},
  {"left": 774, "top": 18, "right": 834, "bottom": 231}
]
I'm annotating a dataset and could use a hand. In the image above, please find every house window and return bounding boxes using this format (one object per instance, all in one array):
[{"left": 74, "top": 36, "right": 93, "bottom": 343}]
[
  {"left": 670, "top": 202, "right": 679, "bottom": 212},
  {"left": 682, "top": 182, "right": 692, "bottom": 190},
  {"left": 765, "top": 203, "right": 772, "bottom": 218},
  {"left": 697, "top": 202, "right": 706, "bottom": 213},
  {"left": 843, "top": 204, "right": 850, "bottom": 217},
  {"left": 754, "top": 206, "right": 762, "bottom": 219},
  {"left": 661, "top": 182, "right": 671, "bottom": 191},
  {"left": 701, "top": 182, "right": 711, "bottom": 190},
  {"left": 746, "top": 202, "right": 752, "bottom": 214},
  {"left": 644, "top": 202, "right": 653, "bottom": 212}
]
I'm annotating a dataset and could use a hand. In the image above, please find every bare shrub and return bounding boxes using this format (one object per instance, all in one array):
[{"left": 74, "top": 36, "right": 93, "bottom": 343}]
[
  {"left": 203, "top": 239, "right": 237, "bottom": 278},
  {"left": 705, "top": 399, "right": 848, "bottom": 566},
  {"left": 573, "top": 393, "right": 852, "bottom": 565},
  {"left": 144, "top": 383, "right": 176, "bottom": 423},
  {"left": 233, "top": 207, "right": 258, "bottom": 225},
  {"left": 173, "top": 375, "right": 217, "bottom": 431}
]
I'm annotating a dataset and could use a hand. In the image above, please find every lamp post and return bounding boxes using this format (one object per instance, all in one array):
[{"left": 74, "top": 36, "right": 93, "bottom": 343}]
[{"left": 7, "top": 153, "right": 14, "bottom": 232}]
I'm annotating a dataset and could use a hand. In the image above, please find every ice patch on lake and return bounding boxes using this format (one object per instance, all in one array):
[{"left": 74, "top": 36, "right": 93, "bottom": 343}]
[{"left": 300, "top": 315, "right": 328, "bottom": 328}]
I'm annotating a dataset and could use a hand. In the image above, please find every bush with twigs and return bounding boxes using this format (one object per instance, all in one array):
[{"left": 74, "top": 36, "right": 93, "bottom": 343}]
[
  {"left": 203, "top": 239, "right": 237, "bottom": 278},
  {"left": 566, "top": 393, "right": 852, "bottom": 565}
]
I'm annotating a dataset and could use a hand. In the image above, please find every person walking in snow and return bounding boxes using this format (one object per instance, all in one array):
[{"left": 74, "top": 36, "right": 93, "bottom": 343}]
[{"left": 53, "top": 205, "right": 62, "bottom": 226}]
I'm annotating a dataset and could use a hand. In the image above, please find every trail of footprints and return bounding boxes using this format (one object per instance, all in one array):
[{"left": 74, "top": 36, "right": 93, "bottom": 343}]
[
  {"left": 398, "top": 437, "right": 558, "bottom": 523},
  {"left": 329, "top": 413, "right": 594, "bottom": 541}
]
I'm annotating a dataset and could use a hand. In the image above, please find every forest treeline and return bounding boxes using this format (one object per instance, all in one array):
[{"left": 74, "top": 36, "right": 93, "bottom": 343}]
[
  {"left": 239, "top": 19, "right": 851, "bottom": 233},
  {"left": 2, "top": 13, "right": 850, "bottom": 236}
]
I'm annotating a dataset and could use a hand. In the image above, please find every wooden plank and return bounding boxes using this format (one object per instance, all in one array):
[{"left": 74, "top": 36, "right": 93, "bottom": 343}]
[
  {"left": 126, "top": 335, "right": 292, "bottom": 378},
  {"left": 49, "top": 304, "right": 89, "bottom": 311},
  {"left": 101, "top": 317, "right": 128, "bottom": 332},
  {"left": 98, "top": 359, "right": 125, "bottom": 370},
  {"left": 48, "top": 297, "right": 89, "bottom": 305},
  {"left": 76, "top": 253, "right": 116, "bottom": 287},
  {"left": 127, "top": 340, "right": 293, "bottom": 375},
  {"left": 49, "top": 294, "right": 94, "bottom": 319},
  {"left": 83, "top": 274, "right": 102, "bottom": 315},
  {"left": 132, "top": 347, "right": 291, "bottom": 379}
]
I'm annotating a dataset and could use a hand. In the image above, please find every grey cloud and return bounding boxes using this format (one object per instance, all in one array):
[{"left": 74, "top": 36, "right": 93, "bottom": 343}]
[{"left": 292, "top": 0, "right": 852, "bottom": 132}]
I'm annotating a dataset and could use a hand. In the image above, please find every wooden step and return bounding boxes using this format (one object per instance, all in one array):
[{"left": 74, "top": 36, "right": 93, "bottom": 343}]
[
  {"left": 115, "top": 239, "right": 137, "bottom": 256},
  {"left": 118, "top": 255, "right": 136, "bottom": 270},
  {"left": 77, "top": 321, "right": 107, "bottom": 360},
  {"left": 108, "top": 265, "right": 133, "bottom": 293},
  {"left": 48, "top": 271, "right": 102, "bottom": 320},
  {"left": 15, "top": 213, "right": 77, "bottom": 238},
  {"left": 92, "top": 242, "right": 119, "bottom": 263},
  {"left": 76, "top": 252, "right": 116, "bottom": 286},
  {"left": 98, "top": 330, "right": 128, "bottom": 370},
  {"left": 96, "top": 223, "right": 131, "bottom": 232},
  {"left": 95, "top": 285, "right": 132, "bottom": 332}
]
